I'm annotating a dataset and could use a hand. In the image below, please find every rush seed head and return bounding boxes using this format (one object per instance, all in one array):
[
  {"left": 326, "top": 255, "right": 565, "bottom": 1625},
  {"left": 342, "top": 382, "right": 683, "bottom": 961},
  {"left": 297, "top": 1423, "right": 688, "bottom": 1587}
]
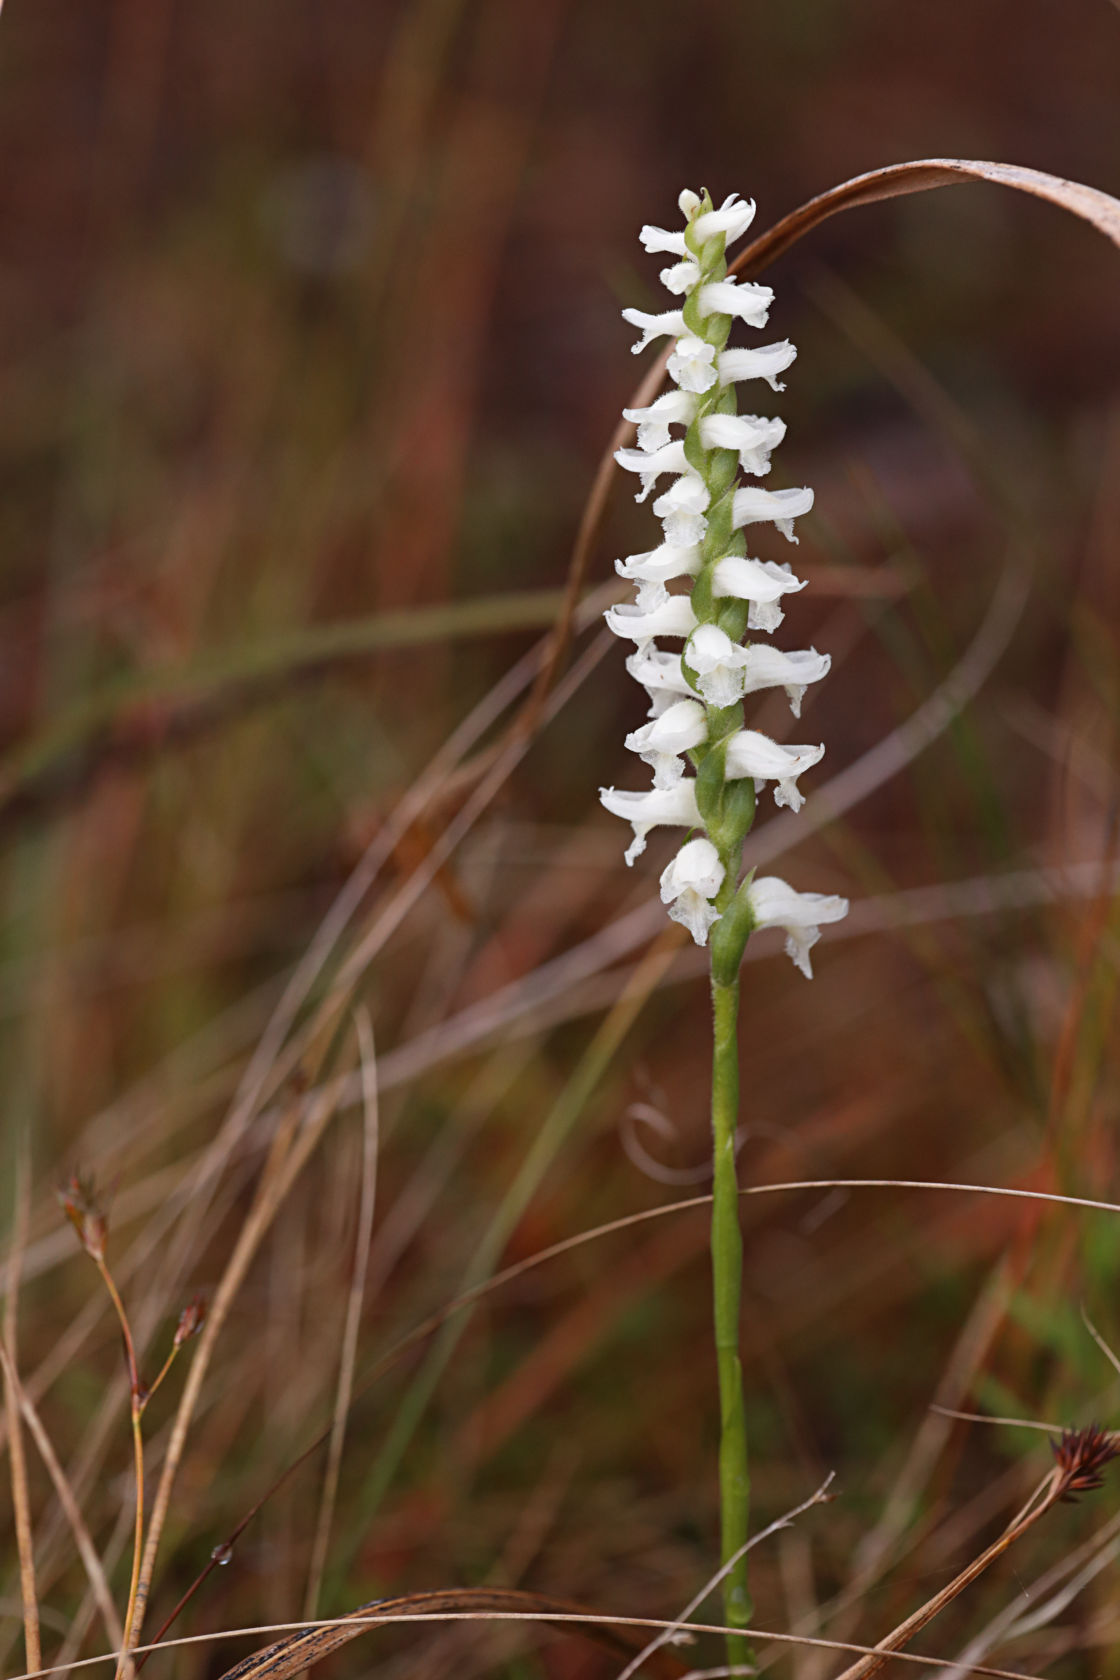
[{"left": 1052, "top": 1423, "right": 1120, "bottom": 1498}]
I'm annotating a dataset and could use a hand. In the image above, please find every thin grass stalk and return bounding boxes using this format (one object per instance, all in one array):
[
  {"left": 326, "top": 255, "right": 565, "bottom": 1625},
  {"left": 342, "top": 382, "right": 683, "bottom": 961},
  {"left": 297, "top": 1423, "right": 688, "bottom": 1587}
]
[
  {"left": 4, "top": 1140, "right": 41, "bottom": 1676},
  {"left": 92, "top": 1261, "right": 143, "bottom": 1680},
  {"left": 302, "top": 1010, "right": 380, "bottom": 1620},
  {"left": 128, "top": 1050, "right": 356, "bottom": 1651},
  {"left": 53, "top": 1501, "right": 133, "bottom": 1677},
  {"left": 0, "top": 1340, "right": 124, "bottom": 1652}
]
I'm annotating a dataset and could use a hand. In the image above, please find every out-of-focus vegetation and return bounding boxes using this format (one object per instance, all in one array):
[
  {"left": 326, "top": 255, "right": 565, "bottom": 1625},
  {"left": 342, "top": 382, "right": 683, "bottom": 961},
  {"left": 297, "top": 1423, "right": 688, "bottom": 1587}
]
[{"left": 3, "top": 3, "right": 1120, "bottom": 1679}]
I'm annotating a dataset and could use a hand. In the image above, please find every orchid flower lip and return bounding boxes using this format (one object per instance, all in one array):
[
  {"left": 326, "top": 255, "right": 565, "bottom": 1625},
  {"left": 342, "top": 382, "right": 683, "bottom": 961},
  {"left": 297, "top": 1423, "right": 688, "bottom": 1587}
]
[
  {"left": 686, "top": 621, "right": 752, "bottom": 708},
  {"left": 667, "top": 334, "right": 719, "bottom": 394},
  {"left": 653, "top": 471, "right": 711, "bottom": 548}
]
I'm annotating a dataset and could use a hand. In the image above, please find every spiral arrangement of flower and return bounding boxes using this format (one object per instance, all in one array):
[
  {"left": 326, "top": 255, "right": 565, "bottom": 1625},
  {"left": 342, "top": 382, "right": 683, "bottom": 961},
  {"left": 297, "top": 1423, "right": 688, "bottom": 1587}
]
[{"left": 600, "top": 188, "right": 847, "bottom": 977}]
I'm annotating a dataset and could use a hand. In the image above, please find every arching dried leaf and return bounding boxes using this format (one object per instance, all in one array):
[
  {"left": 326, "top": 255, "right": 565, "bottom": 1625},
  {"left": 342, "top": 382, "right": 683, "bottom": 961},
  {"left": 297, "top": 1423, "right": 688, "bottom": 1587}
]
[{"left": 731, "top": 156, "right": 1120, "bottom": 277}]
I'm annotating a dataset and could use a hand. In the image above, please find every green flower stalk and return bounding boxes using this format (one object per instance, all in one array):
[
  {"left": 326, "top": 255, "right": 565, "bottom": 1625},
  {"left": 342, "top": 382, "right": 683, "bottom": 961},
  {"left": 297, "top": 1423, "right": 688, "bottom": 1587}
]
[{"left": 599, "top": 188, "right": 848, "bottom": 1665}]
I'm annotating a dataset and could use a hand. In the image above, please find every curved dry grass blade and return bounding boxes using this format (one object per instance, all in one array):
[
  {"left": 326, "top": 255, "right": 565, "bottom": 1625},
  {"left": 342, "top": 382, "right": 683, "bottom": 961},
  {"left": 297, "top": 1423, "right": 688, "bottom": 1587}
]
[
  {"left": 213, "top": 1589, "right": 692, "bottom": 1680},
  {"left": 2, "top": 1622, "right": 1052, "bottom": 1680},
  {"left": 929, "top": 1404, "right": 1063, "bottom": 1437},
  {"left": 728, "top": 159, "right": 1120, "bottom": 282},
  {"left": 302, "top": 1011, "right": 380, "bottom": 1620},
  {"left": 125, "top": 1607, "right": 1050, "bottom": 1680}
]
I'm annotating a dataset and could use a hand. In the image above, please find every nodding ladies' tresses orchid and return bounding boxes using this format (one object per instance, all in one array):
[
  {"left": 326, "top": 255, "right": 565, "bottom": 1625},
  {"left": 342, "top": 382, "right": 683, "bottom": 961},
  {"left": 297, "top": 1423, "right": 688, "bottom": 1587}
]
[{"left": 599, "top": 188, "right": 848, "bottom": 977}]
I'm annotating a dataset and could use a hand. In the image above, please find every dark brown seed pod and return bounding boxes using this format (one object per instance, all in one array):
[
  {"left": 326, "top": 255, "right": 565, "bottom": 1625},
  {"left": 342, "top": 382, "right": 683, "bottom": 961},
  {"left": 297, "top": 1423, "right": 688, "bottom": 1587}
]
[{"left": 1051, "top": 1423, "right": 1120, "bottom": 1498}]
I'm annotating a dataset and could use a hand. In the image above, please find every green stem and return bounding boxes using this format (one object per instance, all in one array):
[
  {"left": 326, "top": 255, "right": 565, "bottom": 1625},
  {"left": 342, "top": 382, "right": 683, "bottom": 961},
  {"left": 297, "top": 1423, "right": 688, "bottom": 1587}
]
[{"left": 710, "top": 973, "right": 753, "bottom": 1670}]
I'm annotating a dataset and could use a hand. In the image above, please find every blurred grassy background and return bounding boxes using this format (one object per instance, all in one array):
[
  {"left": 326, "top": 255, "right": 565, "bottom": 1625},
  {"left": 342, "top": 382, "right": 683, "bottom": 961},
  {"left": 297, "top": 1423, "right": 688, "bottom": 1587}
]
[{"left": 3, "top": 2, "right": 1120, "bottom": 1678}]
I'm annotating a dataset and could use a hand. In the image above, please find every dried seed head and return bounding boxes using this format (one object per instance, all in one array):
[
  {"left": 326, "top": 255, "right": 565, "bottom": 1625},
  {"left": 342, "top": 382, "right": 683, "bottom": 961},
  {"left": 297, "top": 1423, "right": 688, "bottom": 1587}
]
[
  {"left": 174, "top": 1293, "right": 208, "bottom": 1347},
  {"left": 58, "top": 1172, "right": 108, "bottom": 1262},
  {"left": 1051, "top": 1423, "right": 1120, "bottom": 1497}
]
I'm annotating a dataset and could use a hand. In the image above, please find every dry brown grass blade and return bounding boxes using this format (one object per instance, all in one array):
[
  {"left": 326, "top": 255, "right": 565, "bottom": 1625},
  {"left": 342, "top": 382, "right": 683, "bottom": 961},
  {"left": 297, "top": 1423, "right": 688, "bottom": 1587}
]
[
  {"left": 831, "top": 1429, "right": 1120, "bottom": 1680},
  {"left": 128, "top": 1045, "right": 359, "bottom": 1652},
  {"left": 213, "top": 1589, "right": 691, "bottom": 1680},
  {"left": 301, "top": 1010, "right": 380, "bottom": 1621},
  {"left": 114, "top": 1608, "right": 1052, "bottom": 1680},
  {"left": 730, "top": 159, "right": 1120, "bottom": 281},
  {"left": 3, "top": 1139, "right": 41, "bottom": 1675},
  {"left": 0, "top": 1340, "right": 124, "bottom": 1652}
]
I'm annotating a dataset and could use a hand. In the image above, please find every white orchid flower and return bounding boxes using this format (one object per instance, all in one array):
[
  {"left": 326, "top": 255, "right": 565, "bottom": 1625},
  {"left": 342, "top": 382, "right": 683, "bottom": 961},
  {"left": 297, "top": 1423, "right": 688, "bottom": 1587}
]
[
  {"left": 614, "top": 438, "right": 690, "bottom": 501},
  {"left": 731, "top": 484, "right": 814, "bottom": 542},
  {"left": 625, "top": 646, "right": 696, "bottom": 715},
  {"left": 697, "top": 278, "right": 774, "bottom": 329},
  {"left": 599, "top": 779, "right": 702, "bottom": 865},
  {"left": 724, "top": 731, "right": 824, "bottom": 812},
  {"left": 686, "top": 622, "right": 752, "bottom": 707},
  {"left": 718, "top": 341, "right": 798, "bottom": 391},
  {"left": 616, "top": 543, "right": 702, "bottom": 603},
  {"left": 667, "top": 334, "right": 719, "bottom": 393},
  {"left": 738, "top": 645, "right": 831, "bottom": 716},
  {"left": 601, "top": 185, "right": 847, "bottom": 974},
  {"left": 622, "top": 306, "right": 686, "bottom": 354},
  {"left": 625, "top": 698, "right": 707, "bottom": 786},
  {"left": 698, "top": 412, "right": 787, "bottom": 477},
  {"left": 744, "top": 875, "right": 849, "bottom": 978},
  {"left": 660, "top": 837, "right": 726, "bottom": 945},
  {"left": 622, "top": 390, "right": 698, "bottom": 452},
  {"left": 692, "top": 193, "right": 756, "bottom": 249},
  {"left": 605, "top": 589, "right": 698, "bottom": 646},
  {"left": 660, "top": 259, "right": 702, "bottom": 294},
  {"left": 710, "top": 554, "right": 808, "bottom": 636},
  {"left": 653, "top": 472, "right": 710, "bottom": 546}
]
